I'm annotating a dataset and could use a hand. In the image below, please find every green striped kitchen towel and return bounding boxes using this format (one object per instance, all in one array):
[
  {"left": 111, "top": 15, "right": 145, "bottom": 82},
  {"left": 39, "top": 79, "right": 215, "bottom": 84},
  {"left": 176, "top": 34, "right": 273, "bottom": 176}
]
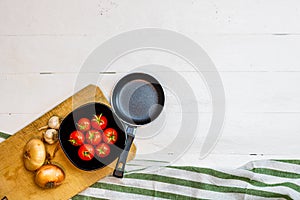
[
  {"left": 1, "top": 132, "right": 299, "bottom": 199},
  {"left": 73, "top": 159, "right": 300, "bottom": 200}
]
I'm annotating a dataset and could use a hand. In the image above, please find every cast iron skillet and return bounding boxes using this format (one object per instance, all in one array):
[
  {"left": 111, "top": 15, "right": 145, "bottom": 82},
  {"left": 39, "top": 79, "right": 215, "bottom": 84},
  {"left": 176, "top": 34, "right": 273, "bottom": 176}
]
[
  {"left": 111, "top": 73, "right": 165, "bottom": 178},
  {"left": 58, "top": 102, "right": 126, "bottom": 171}
]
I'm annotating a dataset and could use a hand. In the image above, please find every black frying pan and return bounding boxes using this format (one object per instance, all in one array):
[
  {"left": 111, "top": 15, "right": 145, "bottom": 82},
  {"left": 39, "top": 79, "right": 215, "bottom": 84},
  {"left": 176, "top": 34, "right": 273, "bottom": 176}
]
[{"left": 111, "top": 73, "right": 165, "bottom": 178}]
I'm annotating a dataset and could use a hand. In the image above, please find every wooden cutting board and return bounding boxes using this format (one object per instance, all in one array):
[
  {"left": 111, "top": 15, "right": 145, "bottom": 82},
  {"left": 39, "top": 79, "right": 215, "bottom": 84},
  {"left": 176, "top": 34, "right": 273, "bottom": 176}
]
[{"left": 0, "top": 85, "right": 136, "bottom": 200}]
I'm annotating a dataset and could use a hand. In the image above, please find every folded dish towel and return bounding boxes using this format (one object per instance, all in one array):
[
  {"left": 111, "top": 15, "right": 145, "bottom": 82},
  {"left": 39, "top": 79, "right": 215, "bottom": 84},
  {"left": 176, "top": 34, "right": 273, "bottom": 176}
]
[
  {"left": 1, "top": 132, "right": 299, "bottom": 200},
  {"left": 73, "top": 159, "right": 300, "bottom": 200}
]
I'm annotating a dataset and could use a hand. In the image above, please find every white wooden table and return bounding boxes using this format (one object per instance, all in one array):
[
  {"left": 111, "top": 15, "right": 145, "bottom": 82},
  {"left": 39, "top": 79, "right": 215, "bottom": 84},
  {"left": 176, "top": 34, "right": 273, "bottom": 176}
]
[{"left": 0, "top": 0, "right": 300, "bottom": 169}]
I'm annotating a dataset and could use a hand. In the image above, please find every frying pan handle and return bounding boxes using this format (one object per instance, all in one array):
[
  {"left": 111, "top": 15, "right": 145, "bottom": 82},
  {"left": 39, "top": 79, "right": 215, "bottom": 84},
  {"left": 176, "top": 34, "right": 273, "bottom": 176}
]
[{"left": 113, "top": 126, "right": 135, "bottom": 178}]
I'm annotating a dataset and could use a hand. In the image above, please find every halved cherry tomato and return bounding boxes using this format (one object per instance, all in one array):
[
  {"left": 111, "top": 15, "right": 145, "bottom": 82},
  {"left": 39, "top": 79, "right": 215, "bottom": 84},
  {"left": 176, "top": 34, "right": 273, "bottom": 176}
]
[
  {"left": 86, "top": 130, "right": 102, "bottom": 146},
  {"left": 77, "top": 118, "right": 91, "bottom": 132},
  {"left": 95, "top": 143, "right": 110, "bottom": 158},
  {"left": 91, "top": 114, "right": 107, "bottom": 130},
  {"left": 69, "top": 130, "right": 85, "bottom": 146},
  {"left": 103, "top": 128, "right": 118, "bottom": 144},
  {"left": 78, "top": 144, "right": 95, "bottom": 161}
]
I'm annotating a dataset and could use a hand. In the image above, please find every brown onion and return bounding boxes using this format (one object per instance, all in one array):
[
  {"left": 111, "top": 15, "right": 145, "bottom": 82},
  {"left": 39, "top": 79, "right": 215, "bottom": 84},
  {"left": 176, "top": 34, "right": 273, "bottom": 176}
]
[
  {"left": 23, "top": 138, "right": 46, "bottom": 171},
  {"left": 35, "top": 164, "right": 65, "bottom": 189}
]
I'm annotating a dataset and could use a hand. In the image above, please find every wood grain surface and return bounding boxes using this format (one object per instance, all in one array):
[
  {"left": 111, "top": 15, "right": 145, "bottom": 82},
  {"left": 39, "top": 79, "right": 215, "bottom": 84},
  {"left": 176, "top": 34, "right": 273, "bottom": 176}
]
[{"left": 0, "top": 85, "right": 136, "bottom": 200}]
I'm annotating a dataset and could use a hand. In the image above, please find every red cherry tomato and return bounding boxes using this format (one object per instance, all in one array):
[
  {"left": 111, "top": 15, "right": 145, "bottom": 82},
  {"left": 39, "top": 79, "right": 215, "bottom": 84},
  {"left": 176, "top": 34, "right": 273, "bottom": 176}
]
[
  {"left": 69, "top": 130, "right": 85, "bottom": 146},
  {"left": 95, "top": 143, "right": 111, "bottom": 158},
  {"left": 103, "top": 128, "right": 118, "bottom": 144},
  {"left": 78, "top": 144, "right": 95, "bottom": 161},
  {"left": 85, "top": 129, "right": 102, "bottom": 146},
  {"left": 77, "top": 118, "right": 91, "bottom": 132},
  {"left": 91, "top": 114, "right": 108, "bottom": 130}
]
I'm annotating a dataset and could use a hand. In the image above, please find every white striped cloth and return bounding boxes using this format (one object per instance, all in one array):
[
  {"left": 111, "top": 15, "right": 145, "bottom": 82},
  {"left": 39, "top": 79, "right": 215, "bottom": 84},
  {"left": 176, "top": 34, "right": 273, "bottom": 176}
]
[{"left": 71, "top": 159, "right": 300, "bottom": 200}]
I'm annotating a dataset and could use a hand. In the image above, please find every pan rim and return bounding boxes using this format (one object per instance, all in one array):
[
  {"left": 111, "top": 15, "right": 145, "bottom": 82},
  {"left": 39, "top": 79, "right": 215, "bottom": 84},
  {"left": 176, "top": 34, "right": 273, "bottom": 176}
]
[{"left": 111, "top": 72, "right": 165, "bottom": 127}]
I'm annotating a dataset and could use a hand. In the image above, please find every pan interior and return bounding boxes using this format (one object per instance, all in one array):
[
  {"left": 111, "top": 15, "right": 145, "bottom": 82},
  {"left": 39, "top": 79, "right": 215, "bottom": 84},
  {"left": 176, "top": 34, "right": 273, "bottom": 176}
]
[{"left": 113, "top": 75, "right": 164, "bottom": 125}]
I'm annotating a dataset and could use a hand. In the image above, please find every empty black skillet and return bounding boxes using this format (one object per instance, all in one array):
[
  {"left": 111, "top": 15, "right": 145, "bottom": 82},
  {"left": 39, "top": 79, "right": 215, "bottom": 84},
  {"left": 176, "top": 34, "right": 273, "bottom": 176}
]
[{"left": 111, "top": 72, "right": 165, "bottom": 178}]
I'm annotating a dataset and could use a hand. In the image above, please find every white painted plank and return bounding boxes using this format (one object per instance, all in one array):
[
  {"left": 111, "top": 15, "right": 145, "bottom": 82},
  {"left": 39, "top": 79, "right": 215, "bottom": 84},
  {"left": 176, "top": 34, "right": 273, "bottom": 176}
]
[
  {"left": 0, "top": 36, "right": 100, "bottom": 73},
  {"left": 1, "top": 112, "right": 300, "bottom": 169},
  {"left": 134, "top": 112, "right": 300, "bottom": 161},
  {"left": 0, "top": 114, "right": 38, "bottom": 134},
  {"left": 0, "top": 72, "right": 300, "bottom": 113},
  {"left": 1, "top": 109, "right": 300, "bottom": 155},
  {"left": 200, "top": 35, "right": 300, "bottom": 72},
  {"left": 0, "top": 73, "right": 76, "bottom": 114},
  {"left": 220, "top": 72, "right": 300, "bottom": 112},
  {"left": 0, "top": 0, "right": 300, "bottom": 35},
  {"left": 1, "top": 35, "right": 300, "bottom": 73}
]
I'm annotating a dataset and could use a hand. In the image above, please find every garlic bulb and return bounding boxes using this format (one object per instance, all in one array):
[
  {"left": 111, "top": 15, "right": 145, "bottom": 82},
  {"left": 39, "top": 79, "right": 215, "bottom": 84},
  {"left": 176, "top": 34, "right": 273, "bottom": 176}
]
[
  {"left": 39, "top": 116, "right": 60, "bottom": 131},
  {"left": 43, "top": 129, "right": 58, "bottom": 144},
  {"left": 48, "top": 116, "right": 60, "bottom": 129}
]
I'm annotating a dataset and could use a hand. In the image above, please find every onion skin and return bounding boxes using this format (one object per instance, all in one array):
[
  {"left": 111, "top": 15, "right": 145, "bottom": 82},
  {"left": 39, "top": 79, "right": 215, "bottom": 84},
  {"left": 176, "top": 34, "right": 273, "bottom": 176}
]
[
  {"left": 23, "top": 138, "right": 46, "bottom": 171},
  {"left": 35, "top": 164, "right": 65, "bottom": 189}
]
